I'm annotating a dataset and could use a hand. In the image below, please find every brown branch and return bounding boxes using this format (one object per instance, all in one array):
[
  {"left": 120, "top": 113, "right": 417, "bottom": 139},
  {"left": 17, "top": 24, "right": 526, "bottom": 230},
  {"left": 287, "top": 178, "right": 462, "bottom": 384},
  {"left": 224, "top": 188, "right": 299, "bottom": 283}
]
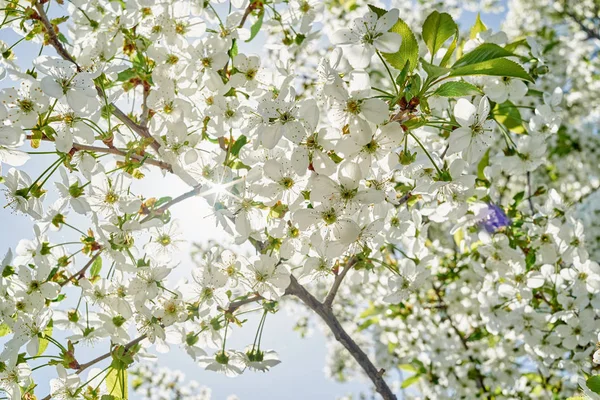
[
  {"left": 222, "top": 294, "right": 263, "bottom": 313},
  {"left": 563, "top": 9, "right": 600, "bottom": 41},
  {"left": 238, "top": 3, "right": 254, "bottom": 28},
  {"left": 433, "top": 285, "right": 486, "bottom": 392},
  {"left": 526, "top": 172, "right": 535, "bottom": 214},
  {"left": 26, "top": 135, "right": 173, "bottom": 172},
  {"left": 140, "top": 184, "right": 202, "bottom": 222},
  {"left": 72, "top": 143, "right": 173, "bottom": 172},
  {"left": 140, "top": 83, "right": 151, "bottom": 128},
  {"left": 285, "top": 275, "right": 397, "bottom": 400},
  {"left": 34, "top": 1, "right": 161, "bottom": 153},
  {"left": 40, "top": 334, "right": 148, "bottom": 400},
  {"left": 60, "top": 250, "right": 102, "bottom": 287},
  {"left": 323, "top": 257, "right": 357, "bottom": 308},
  {"left": 34, "top": 3, "right": 77, "bottom": 64}
]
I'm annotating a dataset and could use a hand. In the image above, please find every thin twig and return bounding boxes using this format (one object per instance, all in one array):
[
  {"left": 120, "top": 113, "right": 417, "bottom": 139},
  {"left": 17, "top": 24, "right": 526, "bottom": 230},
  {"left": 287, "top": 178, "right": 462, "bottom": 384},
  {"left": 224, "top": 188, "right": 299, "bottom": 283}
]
[
  {"left": 139, "top": 184, "right": 203, "bottom": 222},
  {"left": 526, "top": 172, "right": 535, "bottom": 214},
  {"left": 72, "top": 143, "right": 173, "bottom": 172},
  {"left": 60, "top": 250, "right": 103, "bottom": 287},
  {"left": 285, "top": 275, "right": 397, "bottom": 400},
  {"left": 40, "top": 334, "right": 147, "bottom": 400},
  {"left": 27, "top": 136, "right": 172, "bottom": 172},
  {"left": 34, "top": 1, "right": 162, "bottom": 153},
  {"left": 433, "top": 285, "right": 486, "bottom": 392},
  {"left": 222, "top": 294, "right": 263, "bottom": 313},
  {"left": 140, "top": 83, "right": 150, "bottom": 128},
  {"left": 323, "top": 257, "right": 357, "bottom": 308}
]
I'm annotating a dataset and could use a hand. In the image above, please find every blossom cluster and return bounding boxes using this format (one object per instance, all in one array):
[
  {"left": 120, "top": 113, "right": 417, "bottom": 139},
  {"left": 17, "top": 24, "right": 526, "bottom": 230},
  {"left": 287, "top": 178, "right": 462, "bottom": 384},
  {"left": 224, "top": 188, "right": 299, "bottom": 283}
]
[{"left": 0, "top": 0, "right": 598, "bottom": 399}]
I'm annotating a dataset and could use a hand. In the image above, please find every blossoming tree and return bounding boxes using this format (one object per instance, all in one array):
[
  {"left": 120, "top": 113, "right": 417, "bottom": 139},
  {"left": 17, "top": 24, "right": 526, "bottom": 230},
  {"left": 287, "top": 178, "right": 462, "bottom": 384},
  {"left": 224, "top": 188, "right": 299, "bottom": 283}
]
[{"left": 0, "top": 0, "right": 599, "bottom": 399}]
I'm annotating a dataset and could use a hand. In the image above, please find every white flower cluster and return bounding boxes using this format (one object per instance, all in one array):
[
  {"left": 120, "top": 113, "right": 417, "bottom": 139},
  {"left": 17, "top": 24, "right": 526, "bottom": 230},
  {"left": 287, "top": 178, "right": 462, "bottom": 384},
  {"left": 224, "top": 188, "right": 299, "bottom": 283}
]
[{"left": 0, "top": 0, "right": 598, "bottom": 399}]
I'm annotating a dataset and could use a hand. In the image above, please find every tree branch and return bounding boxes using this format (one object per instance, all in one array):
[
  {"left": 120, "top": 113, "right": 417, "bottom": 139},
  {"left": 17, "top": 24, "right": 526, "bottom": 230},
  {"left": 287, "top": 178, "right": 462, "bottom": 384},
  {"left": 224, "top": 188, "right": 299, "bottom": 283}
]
[
  {"left": 323, "top": 257, "right": 357, "bottom": 308},
  {"left": 140, "top": 184, "right": 203, "bottom": 222},
  {"left": 40, "top": 334, "right": 147, "bottom": 400},
  {"left": 72, "top": 143, "right": 173, "bottom": 172},
  {"left": 526, "top": 172, "right": 535, "bottom": 214},
  {"left": 285, "top": 275, "right": 397, "bottom": 400},
  {"left": 222, "top": 294, "right": 263, "bottom": 313},
  {"left": 34, "top": 1, "right": 162, "bottom": 153},
  {"left": 433, "top": 285, "right": 486, "bottom": 392},
  {"left": 563, "top": 9, "right": 600, "bottom": 41},
  {"left": 60, "top": 250, "right": 103, "bottom": 287},
  {"left": 26, "top": 135, "right": 173, "bottom": 172}
]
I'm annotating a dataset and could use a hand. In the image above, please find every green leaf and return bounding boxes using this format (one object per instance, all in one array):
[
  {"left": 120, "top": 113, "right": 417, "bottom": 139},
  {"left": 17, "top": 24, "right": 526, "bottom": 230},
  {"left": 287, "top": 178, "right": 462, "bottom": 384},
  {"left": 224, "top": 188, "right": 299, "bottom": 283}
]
[
  {"left": 401, "top": 374, "right": 421, "bottom": 388},
  {"left": 421, "top": 59, "right": 450, "bottom": 81},
  {"left": 116, "top": 68, "right": 137, "bottom": 82},
  {"left": 504, "top": 38, "right": 527, "bottom": 52},
  {"left": 422, "top": 11, "right": 458, "bottom": 61},
  {"left": 493, "top": 101, "right": 526, "bottom": 133},
  {"left": 449, "top": 58, "right": 534, "bottom": 83},
  {"left": 453, "top": 43, "right": 515, "bottom": 68},
  {"left": 0, "top": 323, "right": 10, "bottom": 337},
  {"left": 246, "top": 9, "right": 264, "bottom": 43},
  {"left": 398, "top": 363, "right": 417, "bottom": 373},
  {"left": 106, "top": 368, "right": 129, "bottom": 399},
  {"left": 90, "top": 256, "right": 102, "bottom": 277},
  {"left": 30, "top": 129, "right": 43, "bottom": 149},
  {"left": 367, "top": 4, "right": 386, "bottom": 17},
  {"left": 230, "top": 135, "right": 248, "bottom": 156},
  {"left": 395, "top": 61, "right": 411, "bottom": 88},
  {"left": 587, "top": 376, "right": 600, "bottom": 394},
  {"left": 383, "top": 18, "right": 419, "bottom": 72},
  {"left": 470, "top": 13, "right": 487, "bottom": 39},
  {"left": 432, "top": 81, "right": 482, "bottom": 97},
  {"left": 154, "top": 196, "right": 172, "bottom": 208},
  {"left": 477, "top": 149, "right": 490, "bottom": 180},
  {"left": 37, "top": 320, "right": 53, "bottom": 356}
]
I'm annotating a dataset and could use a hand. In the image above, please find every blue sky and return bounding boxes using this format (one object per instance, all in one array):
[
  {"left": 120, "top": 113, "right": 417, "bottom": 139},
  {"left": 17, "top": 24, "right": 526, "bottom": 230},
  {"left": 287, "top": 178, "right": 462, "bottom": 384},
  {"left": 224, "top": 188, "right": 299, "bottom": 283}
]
[{"left": 0, "top": 5, "right": 505, "bottom": 399}]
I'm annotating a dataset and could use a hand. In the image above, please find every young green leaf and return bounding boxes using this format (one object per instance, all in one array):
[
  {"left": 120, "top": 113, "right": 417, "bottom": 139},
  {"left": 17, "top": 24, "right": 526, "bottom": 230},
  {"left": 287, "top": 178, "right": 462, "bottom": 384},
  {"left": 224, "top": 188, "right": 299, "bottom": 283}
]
[
  {"left": 421, "top": 59, "right": 451, "bottom": 81},
  {"left": 231, "top": 135, "right": 248, "bottom": 156},
  {"left": 449, "top": 58, "right": 534, "bottom": 83},
  {"left": 493, "top": 101, "right": 526, "bottom": 133},
  {"left": 90, "top": 256, "right": 102, "bottom": 277},
  {"left": 36, "top": 320, "right": 53, "bottom": 356},
  {"left": 401, "top": 374, "right": 421, "bottom": 388},
  {"left": 382, "top": 18, "right": 419, "bottom": 72},
  {"left": 107, "top": 368, "right": 129, "bottom": 399},
  {"left": 432, "top": 81, "right": 482, "bottom": 97},
  {"left": 246, "top": 9, "right": 264, "bottom": 43},
  {"left": 367, "top": 4, "right": 386, "bottom": 17},
  {"left": 477, "top": 148, "right": 491, "bottom": 180},
  {"left": 453, "top": 43, "right": 515, "bottom": 68},
  {"left": 422, "top": 11, "right": 458, "bottom": 61},
  {"left": 470, "top": 13, "right": 487, "bottom": 39},
  {"left": 587, "top": 376, "right": 600, "bottom": 394}
]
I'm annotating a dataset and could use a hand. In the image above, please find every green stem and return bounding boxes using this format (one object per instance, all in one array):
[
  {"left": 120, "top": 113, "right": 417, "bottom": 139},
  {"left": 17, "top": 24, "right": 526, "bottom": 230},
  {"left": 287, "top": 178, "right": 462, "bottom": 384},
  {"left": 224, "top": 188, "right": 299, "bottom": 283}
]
[
  {"left": 408, "top": 131, "right": 442, "bottom": 175},
  {"left": 376, "top": 50, "right": 399, "bottom": 95}
]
